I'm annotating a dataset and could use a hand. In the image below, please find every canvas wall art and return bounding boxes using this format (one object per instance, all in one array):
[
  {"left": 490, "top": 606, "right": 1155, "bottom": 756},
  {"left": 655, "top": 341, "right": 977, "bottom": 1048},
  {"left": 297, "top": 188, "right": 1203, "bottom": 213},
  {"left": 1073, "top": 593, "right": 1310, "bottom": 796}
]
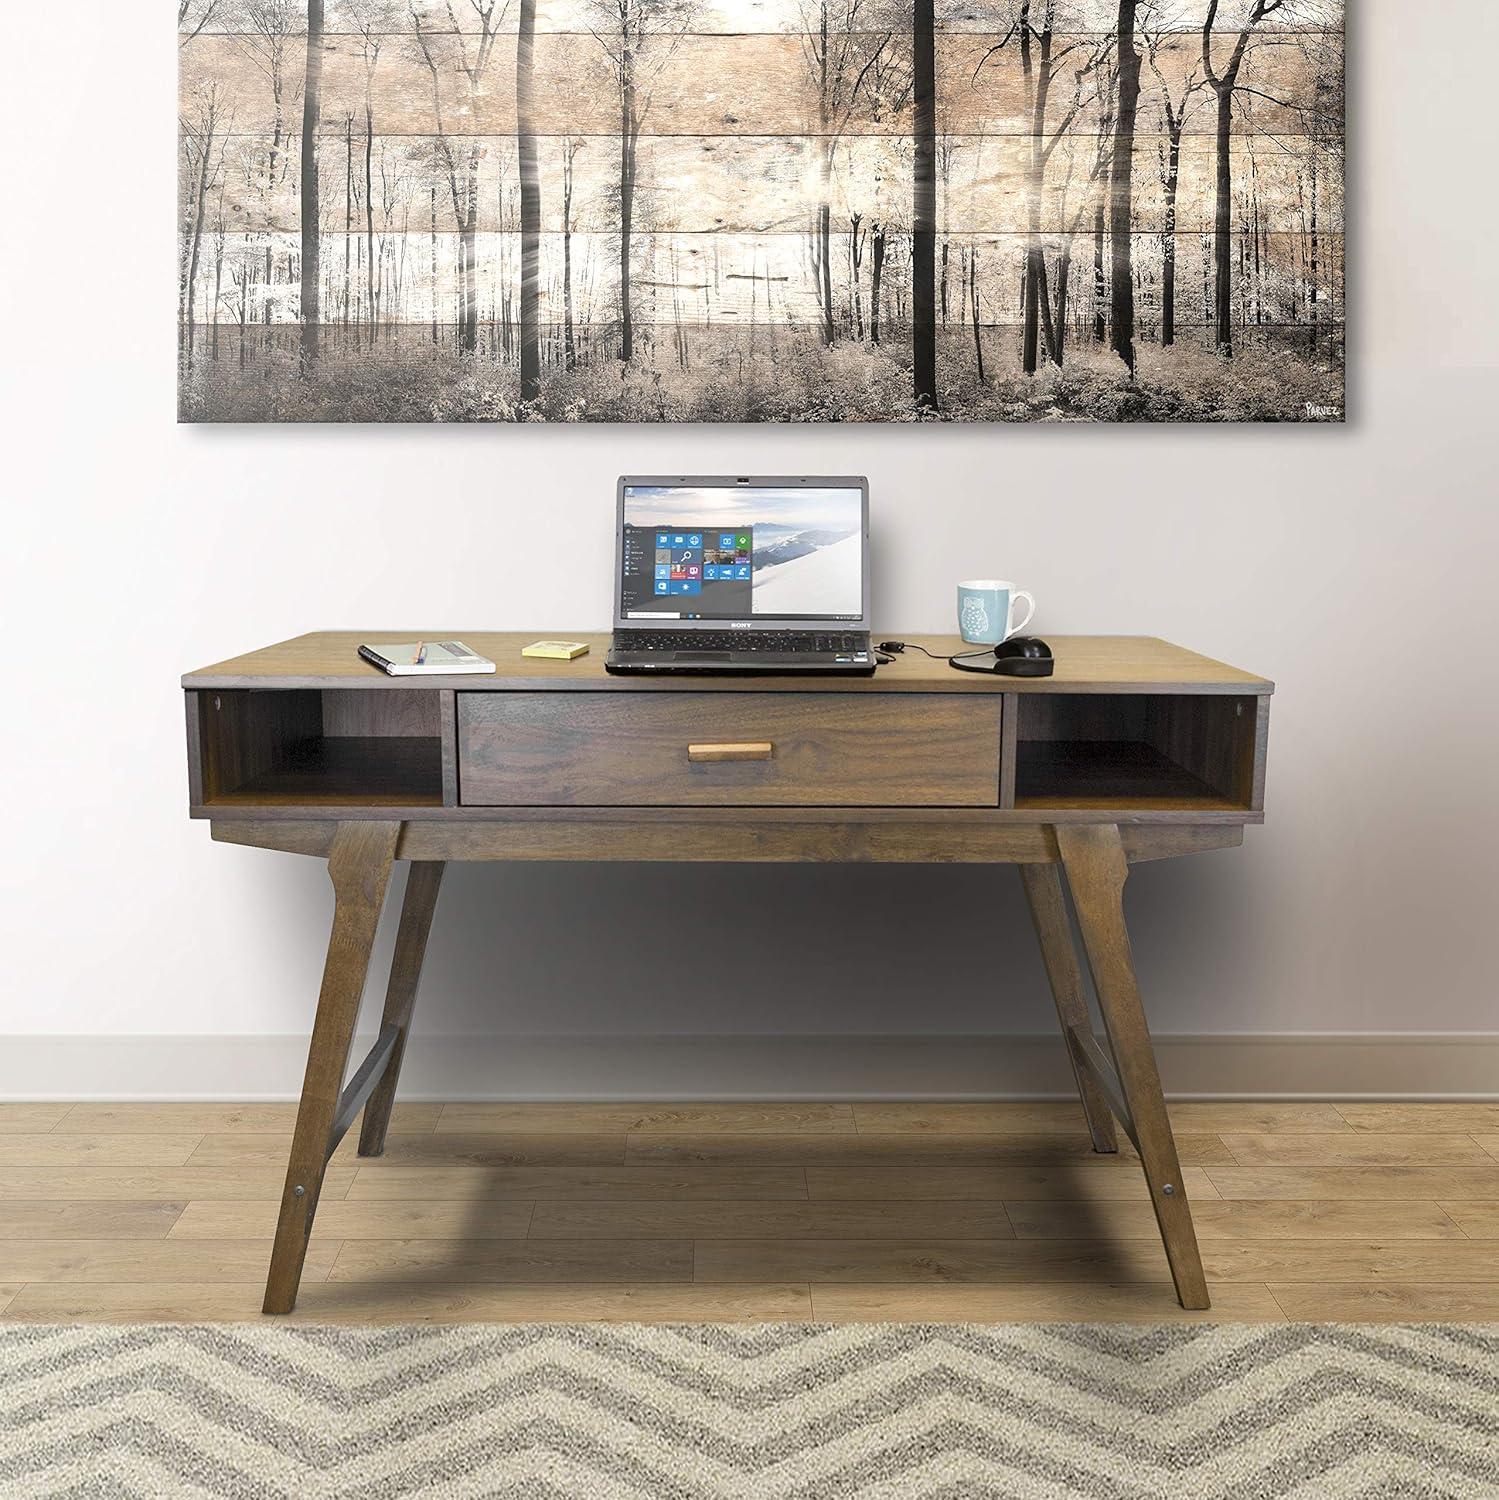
[{"left": 177, "top": 0, "right": 1345, "bottom": 422}]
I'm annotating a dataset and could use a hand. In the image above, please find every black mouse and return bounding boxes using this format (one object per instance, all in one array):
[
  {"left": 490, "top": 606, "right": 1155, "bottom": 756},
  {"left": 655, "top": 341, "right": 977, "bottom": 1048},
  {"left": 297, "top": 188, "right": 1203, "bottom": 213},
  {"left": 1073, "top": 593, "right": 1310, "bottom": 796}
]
[{"left": 992, "top": 637, "right": 1054, "bottom": 676}]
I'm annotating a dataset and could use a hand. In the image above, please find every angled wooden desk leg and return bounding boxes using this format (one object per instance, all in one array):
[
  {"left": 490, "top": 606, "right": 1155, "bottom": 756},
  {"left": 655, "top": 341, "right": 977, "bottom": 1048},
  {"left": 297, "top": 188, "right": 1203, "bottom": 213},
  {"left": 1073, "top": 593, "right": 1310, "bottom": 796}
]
[
  {"left": 1018, "top": 864, "right": 1118, "bottom": 1154},
  {"left": 1055, "top": 823, "right": 1210, "bottom": 1311},
  {"left": 264, "top": 821, "right": 401, "bottom": 1315},
  {"left": 358, "top": 861, "right": 445, "bottom": 1157}
]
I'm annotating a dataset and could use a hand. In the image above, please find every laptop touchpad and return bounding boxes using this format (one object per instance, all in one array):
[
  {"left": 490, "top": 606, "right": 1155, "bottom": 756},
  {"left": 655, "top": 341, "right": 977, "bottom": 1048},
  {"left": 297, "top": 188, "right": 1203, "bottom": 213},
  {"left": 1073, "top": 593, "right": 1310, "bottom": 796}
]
[{"left": 675, "top": 651, "right": 731, "bottom": 662}]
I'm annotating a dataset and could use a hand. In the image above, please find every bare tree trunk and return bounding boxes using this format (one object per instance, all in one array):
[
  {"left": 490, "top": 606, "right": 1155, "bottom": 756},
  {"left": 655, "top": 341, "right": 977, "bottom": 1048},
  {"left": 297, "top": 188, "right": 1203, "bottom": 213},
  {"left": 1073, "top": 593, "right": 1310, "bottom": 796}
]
[
  {"left": 618, "top": 27, "right": 637, "bottom": 363},
  {"left": 263, "top": 53, "right": 282, "bottom": 332},
  {"left": 815, "top": 3, "right": 834, "bottom": 346},
  {"left": 817, "top": 195, "right": 835, "bottom": 346},
  {"left": 1052, "top": 248, "right": 1071, "bottom": 364},
  {"left": 1109, "top": 0, "right": 1140, "bottom": 376},
  {"left": 180, "top": 111, "right": 216, "bottom": 366},
  {"left": 237, "top": 271, "right": 248, "bottom": 369},
  {"left": 364, "top": 105, "right": 377, "bottom": 347},
  {"left": 939, "top": 135, "right": 953, "bottom": 329},
  {"left": 1035, "top": 253, "right": 1060, "bottom": 365},
  {"left": 969, "top": 247, "right": 984, "bottom": 382},
  {"left": 870, "top": 224, "right": 885, "bottom": 344},
  {"left": 1238, "top": 191, "right": 1249, "bottom": 328},
  {"left": 912, "top": 0, "right": 937, "bottom": 408},
  {"left": 211, "top": 201, "right": 225, "bottom": 360},
  {"left": 1294, "top": 165, "right": 1306, "bottom": 325},
  {"left": 517, "top": 0, "right": 541, "bottom": 403},
  {"left": 1201, "top": 231, "right": 1211, "bottom": 322},
  {"left": 1249, "top": 149, "right": 1263, "bottom": 324},
  {"left": 343, "top": 114, "right": 352, "bottom": 330},
  {"left": 1092, "top": 192, "right": 1107, "bottom": 341},
  {"left": 430, "top": 184, "right": 438, "bottom": 346},
  {"left": 850, "top": 214, "right": 864, "bottom": 340},
  {"left": 618, "top": 133, "right": 635, "bottom": 361},
  {"left": 299, "top": 0, "right": 324, "bottom": 379},
  {"left": 1209, "top": 86, "right": 1234, "bottom": 350},
  {"left": 269, "top": 81, "right": 283, "bottom": 185},
  {"left": 453, "top": 241, "right": 463, "bottom": 350},
  {"left": 394, "top": 208, "right": 407, "bottom": 327},
  {"left": 1162, "top": 127, "right": 1181, "bottom": 346},
  {"left": 562, "top": 140, "right": 577, "bottom": 371},
  {"left": 1308, "top": 148, "right": 1319, "bottom": 355},
  {"left": 671, "top": 239, "right": 688, "bottom": 370},
  {"left": 1020, "top": 4, "right": 1050, "bottom": 376},
  {"left": 461, "top": 148, "right": 480, "bottom": 354}
]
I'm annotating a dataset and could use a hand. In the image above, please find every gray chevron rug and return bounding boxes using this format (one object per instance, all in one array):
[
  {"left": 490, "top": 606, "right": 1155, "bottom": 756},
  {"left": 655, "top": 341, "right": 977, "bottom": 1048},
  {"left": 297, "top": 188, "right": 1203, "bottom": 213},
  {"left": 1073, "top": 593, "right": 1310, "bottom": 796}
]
[{"left": 2, "top": 1322, "right": 1496, "bottom": 1499}]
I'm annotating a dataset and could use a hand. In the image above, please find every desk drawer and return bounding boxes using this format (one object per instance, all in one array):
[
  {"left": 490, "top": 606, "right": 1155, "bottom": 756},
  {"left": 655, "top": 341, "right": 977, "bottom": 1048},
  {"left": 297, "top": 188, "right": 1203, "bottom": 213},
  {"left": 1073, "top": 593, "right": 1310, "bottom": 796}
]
[{"left": 457, "top": 693, "right": 1002, "bottom": 807}]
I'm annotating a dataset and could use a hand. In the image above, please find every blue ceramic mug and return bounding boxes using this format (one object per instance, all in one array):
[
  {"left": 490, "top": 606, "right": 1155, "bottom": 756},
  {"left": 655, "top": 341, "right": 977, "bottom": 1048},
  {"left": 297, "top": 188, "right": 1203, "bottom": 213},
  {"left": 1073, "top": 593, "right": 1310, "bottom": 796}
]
[{"left": 958, "top": 579, "right": 1036, "bottom": 646}]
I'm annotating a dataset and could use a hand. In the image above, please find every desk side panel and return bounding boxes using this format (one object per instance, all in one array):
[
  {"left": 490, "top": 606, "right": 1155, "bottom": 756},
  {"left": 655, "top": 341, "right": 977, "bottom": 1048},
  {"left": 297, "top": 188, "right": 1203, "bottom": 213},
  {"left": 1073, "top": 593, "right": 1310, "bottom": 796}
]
[
  {"left": 1249, "top": 697, "right": 1271, "bottom": 813},
  {"left": 999, "top": 693, "right": 1019, "bottom": 808},
  {"left": 184, "top": 691, "right": 205, "bottom": 809},
  {"left": 439, "top": 689, "right": 459, "bottom": 808}
]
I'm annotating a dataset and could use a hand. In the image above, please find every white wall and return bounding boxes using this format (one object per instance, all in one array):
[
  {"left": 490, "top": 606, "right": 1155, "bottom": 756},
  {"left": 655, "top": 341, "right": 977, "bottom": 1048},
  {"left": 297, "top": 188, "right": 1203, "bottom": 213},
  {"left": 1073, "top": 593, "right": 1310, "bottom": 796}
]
[{"left": 2, "top": 3, "right": 1497, "bottom": 1096}]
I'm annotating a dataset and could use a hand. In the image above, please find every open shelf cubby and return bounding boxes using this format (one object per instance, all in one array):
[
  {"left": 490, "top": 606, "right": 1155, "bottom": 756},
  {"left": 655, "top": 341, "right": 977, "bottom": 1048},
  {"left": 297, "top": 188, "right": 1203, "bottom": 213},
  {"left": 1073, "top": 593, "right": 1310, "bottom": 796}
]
[
  {"left": 192, "top": 688, "right": 445, "bottom": 809},
  {"left": 1012, "top": 693, "right": 1261, "bottom": 813}
]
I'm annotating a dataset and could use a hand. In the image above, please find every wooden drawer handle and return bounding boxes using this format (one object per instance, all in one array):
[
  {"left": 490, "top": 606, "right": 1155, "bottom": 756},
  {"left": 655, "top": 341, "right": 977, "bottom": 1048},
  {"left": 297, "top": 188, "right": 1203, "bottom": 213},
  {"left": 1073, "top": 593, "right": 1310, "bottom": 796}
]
[{"left": 688, "top": 741, "right": 774, "bottom": 763}]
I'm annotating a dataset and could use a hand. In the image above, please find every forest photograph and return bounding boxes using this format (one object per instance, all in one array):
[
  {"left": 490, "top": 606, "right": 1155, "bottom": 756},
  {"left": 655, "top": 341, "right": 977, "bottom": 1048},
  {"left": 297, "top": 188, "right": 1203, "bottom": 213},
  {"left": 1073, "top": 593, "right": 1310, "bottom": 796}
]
[{"left": 177, "top": 0, "right": 1345, "bottom": 423}]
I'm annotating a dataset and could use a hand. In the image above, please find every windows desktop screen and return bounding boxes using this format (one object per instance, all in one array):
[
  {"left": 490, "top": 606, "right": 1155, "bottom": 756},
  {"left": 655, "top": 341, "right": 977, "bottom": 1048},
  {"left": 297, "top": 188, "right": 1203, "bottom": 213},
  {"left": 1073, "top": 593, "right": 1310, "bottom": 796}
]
[{"left": 619, "top": 485, "right": 863, "bottom": 621}]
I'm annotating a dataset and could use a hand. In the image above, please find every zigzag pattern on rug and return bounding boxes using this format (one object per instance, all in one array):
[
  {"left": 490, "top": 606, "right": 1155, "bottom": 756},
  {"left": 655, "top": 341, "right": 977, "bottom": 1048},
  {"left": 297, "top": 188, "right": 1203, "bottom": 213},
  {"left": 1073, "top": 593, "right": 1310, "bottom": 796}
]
[{"left": 2, "top": 1322, "right": 1496, "bottom": 1498}]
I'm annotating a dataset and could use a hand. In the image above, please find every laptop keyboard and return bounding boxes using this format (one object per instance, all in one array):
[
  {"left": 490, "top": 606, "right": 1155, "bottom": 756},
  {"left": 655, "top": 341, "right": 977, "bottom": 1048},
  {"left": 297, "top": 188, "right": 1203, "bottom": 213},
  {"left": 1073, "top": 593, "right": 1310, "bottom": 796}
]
[{"left": 615, "top": 630, "right": 864, "bottom": 654}]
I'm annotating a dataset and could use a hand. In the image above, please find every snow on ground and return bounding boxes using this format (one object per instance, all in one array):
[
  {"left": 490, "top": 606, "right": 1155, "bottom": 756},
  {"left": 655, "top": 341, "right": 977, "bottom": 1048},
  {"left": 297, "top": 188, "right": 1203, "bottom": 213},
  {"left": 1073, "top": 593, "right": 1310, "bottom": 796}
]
[{"left": 751, "top": 530, "right": 862, "bottom": 616}]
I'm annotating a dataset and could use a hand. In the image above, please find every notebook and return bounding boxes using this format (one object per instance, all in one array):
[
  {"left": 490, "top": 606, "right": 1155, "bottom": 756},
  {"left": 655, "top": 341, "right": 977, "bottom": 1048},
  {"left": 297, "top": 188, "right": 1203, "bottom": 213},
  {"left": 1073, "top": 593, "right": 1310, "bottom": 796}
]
[{"left": 357, "top": 641, "right": 495, "bottom": 676}]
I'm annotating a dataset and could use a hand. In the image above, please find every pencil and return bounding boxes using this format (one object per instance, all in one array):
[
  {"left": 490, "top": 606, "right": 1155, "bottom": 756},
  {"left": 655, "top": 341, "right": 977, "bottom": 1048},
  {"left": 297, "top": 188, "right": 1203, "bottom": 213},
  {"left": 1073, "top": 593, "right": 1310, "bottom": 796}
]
[{"left": 414, "top": 642, "right": 426, "bottom": 666}]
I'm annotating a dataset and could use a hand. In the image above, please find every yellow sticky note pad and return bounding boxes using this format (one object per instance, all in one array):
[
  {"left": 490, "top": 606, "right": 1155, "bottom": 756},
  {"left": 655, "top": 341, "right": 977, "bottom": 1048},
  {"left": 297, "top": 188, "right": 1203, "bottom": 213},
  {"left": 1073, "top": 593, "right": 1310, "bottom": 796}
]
[{"left": 522, "top": 640, "right": 591, "bottom": 660}]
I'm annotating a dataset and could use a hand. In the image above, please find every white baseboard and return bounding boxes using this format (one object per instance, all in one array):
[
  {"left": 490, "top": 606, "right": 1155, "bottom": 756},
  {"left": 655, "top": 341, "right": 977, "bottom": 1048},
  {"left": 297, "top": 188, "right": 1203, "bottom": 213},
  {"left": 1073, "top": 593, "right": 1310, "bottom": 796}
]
[{"left": 0, "top": 1034, "right": 1495, "bottom": 1101}]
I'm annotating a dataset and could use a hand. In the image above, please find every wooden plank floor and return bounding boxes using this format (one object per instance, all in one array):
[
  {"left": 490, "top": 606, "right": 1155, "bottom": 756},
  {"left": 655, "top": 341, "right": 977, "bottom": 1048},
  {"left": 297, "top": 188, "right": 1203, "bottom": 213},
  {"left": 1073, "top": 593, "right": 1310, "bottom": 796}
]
[{"left": 2, "top": 1100, "right": 1497, "bottom": 1324}]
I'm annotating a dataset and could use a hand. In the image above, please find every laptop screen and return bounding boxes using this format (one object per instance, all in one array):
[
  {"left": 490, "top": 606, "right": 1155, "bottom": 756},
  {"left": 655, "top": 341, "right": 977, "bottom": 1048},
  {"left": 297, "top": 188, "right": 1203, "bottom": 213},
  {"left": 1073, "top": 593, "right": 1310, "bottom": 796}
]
[{"left": 618, "top": 481, "right": 866, "bottom": 624}]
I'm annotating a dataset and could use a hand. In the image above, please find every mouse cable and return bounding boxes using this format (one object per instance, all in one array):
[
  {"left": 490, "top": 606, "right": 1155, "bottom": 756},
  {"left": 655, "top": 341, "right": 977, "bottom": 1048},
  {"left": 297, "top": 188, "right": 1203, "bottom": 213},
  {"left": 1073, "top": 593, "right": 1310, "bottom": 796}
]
[
  {"left": 877, "top": 639, "right": 1007, "bottom": 675},
  {"left": 877, "top": 640, "right": 954, "bottom": 661}
]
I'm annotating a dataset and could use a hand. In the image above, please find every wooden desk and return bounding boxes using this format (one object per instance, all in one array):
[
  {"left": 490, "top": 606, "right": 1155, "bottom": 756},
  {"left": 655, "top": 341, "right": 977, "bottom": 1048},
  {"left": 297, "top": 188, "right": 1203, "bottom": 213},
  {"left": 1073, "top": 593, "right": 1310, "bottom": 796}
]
[{"left": 182, "top": 632, "right": 1273, "bottom": 1314}]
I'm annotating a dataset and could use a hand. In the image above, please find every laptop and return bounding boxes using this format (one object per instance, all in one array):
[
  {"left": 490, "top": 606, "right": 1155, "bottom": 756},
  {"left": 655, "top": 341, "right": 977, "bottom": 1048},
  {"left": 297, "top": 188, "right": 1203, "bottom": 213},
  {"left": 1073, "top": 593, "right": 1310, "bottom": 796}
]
[{"left": 605, "top": 475, "right": 875, "bottom": 675}]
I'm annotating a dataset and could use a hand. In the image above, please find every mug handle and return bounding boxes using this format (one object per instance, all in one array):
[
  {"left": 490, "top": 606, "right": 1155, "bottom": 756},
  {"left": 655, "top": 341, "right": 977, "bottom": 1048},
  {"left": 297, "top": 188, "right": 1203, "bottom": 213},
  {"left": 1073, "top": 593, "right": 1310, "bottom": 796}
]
[{"left": 1007, "top": 590, "right": 1036, "bottom": 638}]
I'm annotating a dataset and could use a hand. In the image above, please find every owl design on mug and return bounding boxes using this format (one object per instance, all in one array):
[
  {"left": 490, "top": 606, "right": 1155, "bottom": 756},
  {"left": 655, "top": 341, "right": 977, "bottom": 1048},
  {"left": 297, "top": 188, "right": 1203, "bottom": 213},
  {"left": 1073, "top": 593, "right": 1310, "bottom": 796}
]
[{"left": 960, "top": 596, "right": 990, "bottom": 640}]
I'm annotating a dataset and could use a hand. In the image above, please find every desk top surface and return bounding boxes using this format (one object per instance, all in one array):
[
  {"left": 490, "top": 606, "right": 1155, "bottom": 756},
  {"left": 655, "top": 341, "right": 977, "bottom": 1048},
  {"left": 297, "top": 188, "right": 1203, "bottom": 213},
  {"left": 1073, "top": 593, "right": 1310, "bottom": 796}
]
[{"left": 183, "top": 634, "right": 1272, "bottom": 695}]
